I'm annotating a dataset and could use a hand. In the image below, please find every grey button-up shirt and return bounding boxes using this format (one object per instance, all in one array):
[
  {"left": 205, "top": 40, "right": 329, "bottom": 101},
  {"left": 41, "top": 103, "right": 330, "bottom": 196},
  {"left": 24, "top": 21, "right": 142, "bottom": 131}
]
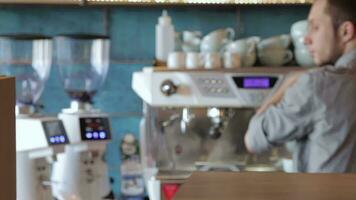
[{"left": 246, "top": 49, "right": 356, "bottom": 173}]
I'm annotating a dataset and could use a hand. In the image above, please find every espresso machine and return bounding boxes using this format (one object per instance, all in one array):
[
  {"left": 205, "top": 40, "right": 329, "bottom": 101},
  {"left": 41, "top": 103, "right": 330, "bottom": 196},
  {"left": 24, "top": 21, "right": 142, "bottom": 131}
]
[
  {"left": 0, "top": 35, "right": 69, "bottom": 200},
  {"left": 51, "top": 35, "right": 112, "bottom": 200},
  {"left": 132, "top": 67, "right": 302, "bottom": 200}
]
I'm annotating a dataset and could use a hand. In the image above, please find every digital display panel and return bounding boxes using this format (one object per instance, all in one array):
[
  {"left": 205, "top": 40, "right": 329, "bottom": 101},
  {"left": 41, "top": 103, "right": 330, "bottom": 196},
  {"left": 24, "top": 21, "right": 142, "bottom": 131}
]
[
  {"left": 243, "top": 78, "right": 270, "bottom": 88},
  {"left": 42, "top": 121, "right": 68, "bottom": 145},
  {"left": 233, "top": 76, "right": 278, "bottom": 89},
  {"left": 80, "top": 117, "right": 111, "bottom": 141}
]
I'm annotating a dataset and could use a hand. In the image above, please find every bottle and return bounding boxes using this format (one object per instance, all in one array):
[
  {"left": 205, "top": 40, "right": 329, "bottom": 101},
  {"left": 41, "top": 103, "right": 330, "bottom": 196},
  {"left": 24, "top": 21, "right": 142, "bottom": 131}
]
[
  {"left": 155, "top": 10, "right": 175, "bottom": 63},
  {"left": 120, "top": 133, "right": 145, "bottom": 200}
]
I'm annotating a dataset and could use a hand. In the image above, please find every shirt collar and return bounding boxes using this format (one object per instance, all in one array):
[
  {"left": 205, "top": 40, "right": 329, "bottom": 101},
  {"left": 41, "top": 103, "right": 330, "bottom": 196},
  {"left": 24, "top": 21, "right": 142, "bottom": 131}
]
[{"left": 334, "top": 49, "right": 356, "bottom": 70}]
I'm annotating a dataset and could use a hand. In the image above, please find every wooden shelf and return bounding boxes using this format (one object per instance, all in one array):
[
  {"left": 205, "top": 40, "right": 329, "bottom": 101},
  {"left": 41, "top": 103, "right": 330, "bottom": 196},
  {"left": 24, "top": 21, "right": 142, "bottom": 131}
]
[
  {"left": 0, "top": 0, "right": 82, "bottom": 5},
  {"left": 0, "top": 0, "right": 313, "bottom": 5},
  {"left": 152, "top": 66, "right": 309, "bottom": 73}
]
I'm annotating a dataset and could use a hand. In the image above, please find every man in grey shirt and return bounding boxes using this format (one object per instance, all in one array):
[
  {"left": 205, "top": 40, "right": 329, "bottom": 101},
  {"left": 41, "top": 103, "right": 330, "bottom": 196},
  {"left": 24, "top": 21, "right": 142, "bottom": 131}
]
[{"left": 245, "top": 0, "right": 356, "bottom": 172}]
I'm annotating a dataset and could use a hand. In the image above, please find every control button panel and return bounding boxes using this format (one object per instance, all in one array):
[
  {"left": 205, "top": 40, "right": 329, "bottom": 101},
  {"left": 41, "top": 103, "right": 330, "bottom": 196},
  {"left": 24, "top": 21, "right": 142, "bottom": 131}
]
[
  {"left": 42, "top": 121, "right": 69, "bottom": 145},
  {"left": 80, "top": 117, "right": 111, "bottom": 141},
  {"left": 193, "top": 76, "right": 234, "bottom": 98}
]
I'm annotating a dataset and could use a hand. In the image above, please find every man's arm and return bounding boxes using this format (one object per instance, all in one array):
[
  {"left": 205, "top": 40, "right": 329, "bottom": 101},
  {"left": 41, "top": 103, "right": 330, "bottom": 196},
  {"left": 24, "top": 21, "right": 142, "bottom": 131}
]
[
  {"left": 256, "top": 71, "right": 305, "bottom": 115},
  {"left": 245, "top": 73, "right": 316, "bottom": 154}
]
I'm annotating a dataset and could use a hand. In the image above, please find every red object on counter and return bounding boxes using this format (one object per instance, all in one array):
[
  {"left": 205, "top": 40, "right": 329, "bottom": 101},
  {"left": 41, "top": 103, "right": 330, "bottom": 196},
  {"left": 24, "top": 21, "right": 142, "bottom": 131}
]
[{"left": 162, "top": 184, "right": 180, "bottom": 200}]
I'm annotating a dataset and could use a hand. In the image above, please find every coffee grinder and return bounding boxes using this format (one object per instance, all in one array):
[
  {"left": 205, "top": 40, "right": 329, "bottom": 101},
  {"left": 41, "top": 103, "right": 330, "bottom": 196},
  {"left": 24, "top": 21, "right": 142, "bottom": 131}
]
[
  {"left": 0, "top": 35, "right": 69, "bottom": 200},
  {"left": 51, "top": 35, "right": 113, "bottom": 200}
]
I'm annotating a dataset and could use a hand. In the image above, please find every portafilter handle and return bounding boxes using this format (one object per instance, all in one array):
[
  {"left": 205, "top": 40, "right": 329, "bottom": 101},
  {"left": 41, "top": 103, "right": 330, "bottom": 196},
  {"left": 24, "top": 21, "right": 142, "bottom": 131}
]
[{"left": 160, "top": 79, "right": 178, "bottom": 96}]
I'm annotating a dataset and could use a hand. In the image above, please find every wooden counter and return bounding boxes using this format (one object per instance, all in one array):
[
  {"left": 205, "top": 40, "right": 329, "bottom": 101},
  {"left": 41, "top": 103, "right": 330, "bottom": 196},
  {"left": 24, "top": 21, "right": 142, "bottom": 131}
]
[
  {"left": 174, "top": 172, "right": 356, "bottom": 200},
  {"left": 0, "top": 76, "right": 16, "bottom": 200}
]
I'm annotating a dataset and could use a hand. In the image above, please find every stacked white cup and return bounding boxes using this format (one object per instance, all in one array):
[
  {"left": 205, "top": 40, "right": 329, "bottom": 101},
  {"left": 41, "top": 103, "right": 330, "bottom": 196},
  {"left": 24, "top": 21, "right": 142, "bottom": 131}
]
[
  {"left": 257, "top": 34, "right": 294, "bottom": 66},
  {"left": 223, "top": 36, "right": 260, "bottom": 67},
  {"left": 168, "top": 28, "right": 239, "bottom": 70},
  {"left": 291, "top": 20, "right": 315, "bottom": 67},
  {"left": 186, "top": 52, "right": 204, "bottom": 69},
  {"left": 167, "top": 52, "right": 186, "bottom": 69}
]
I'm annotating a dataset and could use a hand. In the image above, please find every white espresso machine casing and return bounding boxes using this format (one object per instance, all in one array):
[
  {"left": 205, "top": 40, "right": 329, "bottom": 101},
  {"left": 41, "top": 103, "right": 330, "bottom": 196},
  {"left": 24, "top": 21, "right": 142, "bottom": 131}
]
[
  {"left": 132, "top": 67, "right": 304, "bottom": 200},
  {"left": 132, "top": 67, "right": 301, "bottom": 108}
]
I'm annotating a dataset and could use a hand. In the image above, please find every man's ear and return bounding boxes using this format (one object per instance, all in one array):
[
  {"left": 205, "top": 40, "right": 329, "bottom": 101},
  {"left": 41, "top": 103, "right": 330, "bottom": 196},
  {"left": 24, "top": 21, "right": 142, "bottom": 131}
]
[{"left": 339, "top": 21, "right": 355, "bottom": 43}]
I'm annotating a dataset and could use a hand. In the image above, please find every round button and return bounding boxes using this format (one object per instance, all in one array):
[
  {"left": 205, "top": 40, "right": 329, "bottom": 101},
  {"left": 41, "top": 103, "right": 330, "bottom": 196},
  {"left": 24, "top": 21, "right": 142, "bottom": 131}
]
[
  {"left": 55, "top": 136, "right": 61, "bottom": 143},
  {"left": 60, "top": 136, "right": 66, "bottom": 143},
  {"left": 50, "top": 137, "right": 56, "bottom": 144},
  {"left": 160, "top": 80, "right": 178, "bottom": 96},
  {"left": 209, "top": 88, "right": 217, "bottom": 93},
  {"left": 86, "top": 132, "right": 93, "bottom": 139},
  {"left": 99, "top": 132, "right": 106, "bottom": 139}
]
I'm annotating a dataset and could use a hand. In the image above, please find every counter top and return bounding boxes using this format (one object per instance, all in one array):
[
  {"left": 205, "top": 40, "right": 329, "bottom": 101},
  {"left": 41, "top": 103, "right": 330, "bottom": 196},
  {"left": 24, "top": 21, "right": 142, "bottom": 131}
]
[{"left": 174, "top": 172, "right": 356, "bottom": 200}]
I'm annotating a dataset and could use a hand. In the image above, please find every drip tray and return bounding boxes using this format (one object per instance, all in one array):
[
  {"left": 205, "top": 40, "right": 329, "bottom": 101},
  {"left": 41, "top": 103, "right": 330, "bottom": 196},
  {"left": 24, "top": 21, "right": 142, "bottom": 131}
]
[
  {"left": 156, "top": 163, "right": 280, "bottom": 182},
  {"left": 243, "top": 164, "right": 279, "bottom": 172},
  {"left": 195, "top": 162, "right": 240, "bottom": 172},
  {"left": 156, "top": 170, "right": 192, "bottom": 180}
]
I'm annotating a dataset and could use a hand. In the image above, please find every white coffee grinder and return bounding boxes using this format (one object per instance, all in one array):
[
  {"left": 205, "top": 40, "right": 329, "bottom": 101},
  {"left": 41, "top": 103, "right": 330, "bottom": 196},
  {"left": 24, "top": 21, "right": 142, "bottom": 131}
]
[
  {"left": 0, "top": 35, "right": 69, "bottom": 200},
  {"left": 51, "top": 35, "right": 113, "bottom": 200}
]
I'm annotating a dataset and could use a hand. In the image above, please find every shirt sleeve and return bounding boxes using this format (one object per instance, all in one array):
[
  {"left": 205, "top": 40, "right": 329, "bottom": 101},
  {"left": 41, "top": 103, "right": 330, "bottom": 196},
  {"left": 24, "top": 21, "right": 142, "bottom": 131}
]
[{"left": 245, "top": 73, "right": 316, "bottom": 154}]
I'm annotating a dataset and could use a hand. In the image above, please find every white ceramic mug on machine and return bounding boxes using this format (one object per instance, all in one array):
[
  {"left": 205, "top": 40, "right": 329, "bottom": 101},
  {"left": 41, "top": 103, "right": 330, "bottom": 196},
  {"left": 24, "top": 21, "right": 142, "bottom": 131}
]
[
  {"left": 167, "top": 52, "right": 186, "bottom": 69},
  {"left": 203, "top": 52, "right": 222, "bottom": 69},
  {"left": 223, "top": 52, "right": 241, "bottom": 69},
  {"left": 186, "top": 52, "right": 204, "bottom": 69}
]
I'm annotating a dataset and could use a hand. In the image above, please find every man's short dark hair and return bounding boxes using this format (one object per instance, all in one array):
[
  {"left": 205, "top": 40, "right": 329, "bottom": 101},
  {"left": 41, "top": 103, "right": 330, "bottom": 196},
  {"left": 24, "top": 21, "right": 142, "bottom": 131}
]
[{"left": 326, "top": 0, "right": 356, "bottom": 28}]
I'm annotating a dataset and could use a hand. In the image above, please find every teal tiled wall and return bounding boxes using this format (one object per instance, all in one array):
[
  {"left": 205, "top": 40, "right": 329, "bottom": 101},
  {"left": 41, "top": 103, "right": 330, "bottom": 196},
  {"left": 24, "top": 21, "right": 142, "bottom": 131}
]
[{"left": 0, "top": 4, "right": 310, "bottom": 198}]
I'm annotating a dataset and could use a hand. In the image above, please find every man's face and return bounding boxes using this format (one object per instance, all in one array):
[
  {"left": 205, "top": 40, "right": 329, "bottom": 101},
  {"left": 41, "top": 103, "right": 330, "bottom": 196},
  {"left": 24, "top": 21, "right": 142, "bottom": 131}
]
[{"left": 304, "top": 0, "right": 342, "bottom": 66}]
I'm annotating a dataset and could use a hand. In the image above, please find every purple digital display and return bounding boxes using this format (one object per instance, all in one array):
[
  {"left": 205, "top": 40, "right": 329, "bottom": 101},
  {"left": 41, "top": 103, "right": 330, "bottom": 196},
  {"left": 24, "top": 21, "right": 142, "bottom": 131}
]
[{"left": 243, "top": 78, "right": 270, "bottom": 88}]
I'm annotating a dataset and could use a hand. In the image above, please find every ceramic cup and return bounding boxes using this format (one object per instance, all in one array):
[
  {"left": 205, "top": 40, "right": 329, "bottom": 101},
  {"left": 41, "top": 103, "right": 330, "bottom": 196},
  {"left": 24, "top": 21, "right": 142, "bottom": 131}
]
[
  {"left": 200, "top": 28, "right": 235, "bottom": 53},
  {"left": 167, "top": 52, "right": 186, "bottom": 69},
  {"left": 183, "top": 31, "right": 202, "bottom": 43},
  {"left": 293, "top": 36, "right": 308, "bottom": 49},
  {"left": 291, "top": 20, "right": 308, "bottom": 40},
  {"left": 182, "top": 30, "right": 201, "bottom": 53},
  {"left": 257, "top": 34, "right": 292, "bottom": 50},
  {"left": 295, "top": 48, "right": 315, "bottom": 67},
  {"left": 224, "top": 36, "right": 260, "bottom": 67},
  {"left": 186, "top": 52, "right": 204, "bottom": 69},
  {"left": 223, "top": 52, "right": 241, "bottom": 69},
  {"left": 203, "top": 52, "right": 222, "bottom": 69},
  {"left": 258, "top": 49, "right": 293, "bottom": 66}
]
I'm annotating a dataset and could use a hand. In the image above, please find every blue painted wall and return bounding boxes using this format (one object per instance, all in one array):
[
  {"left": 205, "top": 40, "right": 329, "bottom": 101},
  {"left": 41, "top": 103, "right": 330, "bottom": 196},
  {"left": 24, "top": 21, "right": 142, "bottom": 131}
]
[{"left": 0, "top": 4, "right": 310, "bottom": 198}]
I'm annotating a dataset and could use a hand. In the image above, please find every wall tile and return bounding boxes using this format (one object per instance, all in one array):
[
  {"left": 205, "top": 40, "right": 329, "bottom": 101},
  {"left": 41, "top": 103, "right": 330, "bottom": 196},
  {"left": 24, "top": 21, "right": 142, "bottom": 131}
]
[
  {"left": 0, "top": 6, "right": 106, "bottom": 35},
  {"left": 239, "top": 5, "right": 310, "bottom": 38}
]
